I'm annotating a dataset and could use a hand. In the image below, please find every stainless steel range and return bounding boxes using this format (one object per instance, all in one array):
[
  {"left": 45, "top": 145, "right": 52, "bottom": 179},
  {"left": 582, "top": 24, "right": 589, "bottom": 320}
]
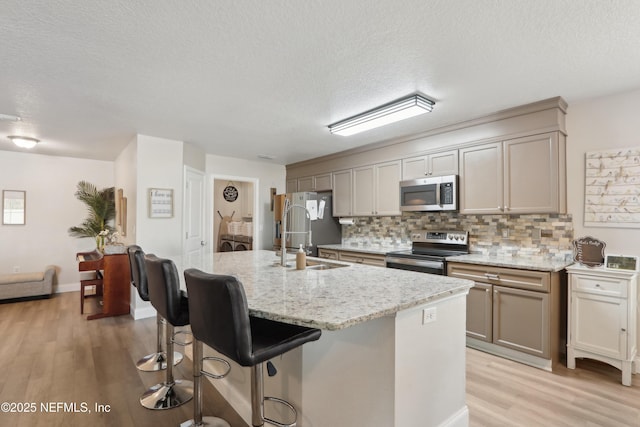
[{"left": 385, "top": 230, "right": 469, "bottom": 275}]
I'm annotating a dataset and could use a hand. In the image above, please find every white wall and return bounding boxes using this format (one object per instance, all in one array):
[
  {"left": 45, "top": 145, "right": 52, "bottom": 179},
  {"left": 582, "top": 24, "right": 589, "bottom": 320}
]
[
  {"left": 136, "top": 135, "right": 184, "bottom": 257},
  {"left": 0, "top": 151, "right": 113, "bottom": 289},
  {"left": 114, "top": 135, "right": 138, "bottom": 246},
  {"left": 206, "top": 155, "right": 285, "bottom": 250},
  {"left": 566, "top": 88, "right": 640, "bottom": 259}
]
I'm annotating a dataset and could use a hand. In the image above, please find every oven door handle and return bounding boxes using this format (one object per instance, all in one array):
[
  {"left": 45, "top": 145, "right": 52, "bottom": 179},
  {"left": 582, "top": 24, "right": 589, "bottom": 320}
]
[{"left": 385, "top": 257, "right": 444, "bottom": 269}]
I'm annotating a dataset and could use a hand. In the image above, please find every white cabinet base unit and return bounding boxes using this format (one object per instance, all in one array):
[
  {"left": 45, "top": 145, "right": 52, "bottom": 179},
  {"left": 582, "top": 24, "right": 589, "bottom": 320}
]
[
  {"left": 448, "top": 262, "right": 566, "bottom": 371},
  {"left": 566, "top": 265, "right": 638, "bottom": 386}
]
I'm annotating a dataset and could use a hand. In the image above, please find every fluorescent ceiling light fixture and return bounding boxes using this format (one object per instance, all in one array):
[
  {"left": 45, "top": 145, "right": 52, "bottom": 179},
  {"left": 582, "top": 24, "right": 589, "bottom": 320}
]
[
  {"left": 0, "top": 113, "right": 21, "bottom": 121},
  {"left": 328, "top": 94, "right": 435, "bottom": 136},
  {"left": 8, "top": 135, "right": 39, "bottom": 149}
]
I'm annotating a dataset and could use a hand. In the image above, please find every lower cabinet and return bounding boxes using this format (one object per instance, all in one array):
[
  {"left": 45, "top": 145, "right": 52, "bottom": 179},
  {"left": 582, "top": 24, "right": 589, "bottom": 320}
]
[
  {"left": 447, "top": 262, "right": 566, "bottom": 370},
  {"left": 566, "top": 264, "right": 637, "bottom": 386},
  {"left": 318, "top": 248, "right": 386, "bottom": 267}
]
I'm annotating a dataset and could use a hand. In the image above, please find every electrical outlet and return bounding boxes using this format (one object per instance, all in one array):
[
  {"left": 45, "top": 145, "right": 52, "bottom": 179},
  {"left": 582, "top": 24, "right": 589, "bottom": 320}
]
[
  {"left": 422, "top": 307, "right": 437, "bottom": 324},
  {"left": 502, "top": 229, "right": 509, "bottom": 238},
  {"left": 13, "top": 266, "right": 20, "bottom": 273}
]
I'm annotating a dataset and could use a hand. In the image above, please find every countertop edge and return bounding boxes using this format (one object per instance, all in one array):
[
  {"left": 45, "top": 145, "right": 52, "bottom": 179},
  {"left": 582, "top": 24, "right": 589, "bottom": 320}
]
[{"left": 447, "top": 254, "right": 572, "bottom": 272}]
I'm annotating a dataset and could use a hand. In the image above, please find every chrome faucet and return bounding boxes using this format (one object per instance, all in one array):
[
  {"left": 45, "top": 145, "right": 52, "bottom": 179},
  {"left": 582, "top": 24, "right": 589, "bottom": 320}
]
[{"left": 280, "top": 198, "right": 312, "bottom": 267}]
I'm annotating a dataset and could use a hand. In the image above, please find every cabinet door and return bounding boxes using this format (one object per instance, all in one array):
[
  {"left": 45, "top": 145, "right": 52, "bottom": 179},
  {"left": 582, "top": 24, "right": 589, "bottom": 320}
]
[
  {"left": 286, "top": 178, "right": 298, "bottom": 193},
  {"left": 297, "top": 176, "right": 314, "bottom": 192},
  {"left": 353, "top": 165, "right": 375, "bottom": 216},
  {"left": 402, "top": 155, "right": 428, "bottom": 180},
  {"left": 493, "top": 285, "right": 549, "bottom": 358},
  {"left": 504, "top": 133, "right": 559, "bottom": 213},
  {"left": 459, "top": 143, "right": 503, "bottom": 214},
  {"left": 429, "top": 149, "right": 459, "bottom": 176},
  {"left": 375, "top": 160, "right": 401, "bottom": 216},
  {"left": 332, "top": 169, "right": 352, "bottom": 216},
  {"left": 571, "top": 291, "right": 627, "bottom": 360},
  {"left": 467, "top": 283, "right": 493, "bottom": 342},
  {"left": 314, "top": 173, "right": 332, "bottom": 191}
]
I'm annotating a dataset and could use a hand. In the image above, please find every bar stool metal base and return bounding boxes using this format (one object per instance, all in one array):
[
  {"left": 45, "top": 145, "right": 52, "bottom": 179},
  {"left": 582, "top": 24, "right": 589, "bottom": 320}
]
[
  {"left": 180, "top": 416, "right": 230, "bottom": 427},
  {"left": 140, "top": 379, "right": 194, "bottom": 410},
  {"left": 136, "top": 351, "right": 183, "bottom": 372}
]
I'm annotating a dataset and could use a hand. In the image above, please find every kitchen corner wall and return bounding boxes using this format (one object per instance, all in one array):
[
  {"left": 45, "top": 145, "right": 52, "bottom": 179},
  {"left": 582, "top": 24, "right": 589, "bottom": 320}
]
[{"left": 342, "top": 212, "right": 574, "bottom": 261}]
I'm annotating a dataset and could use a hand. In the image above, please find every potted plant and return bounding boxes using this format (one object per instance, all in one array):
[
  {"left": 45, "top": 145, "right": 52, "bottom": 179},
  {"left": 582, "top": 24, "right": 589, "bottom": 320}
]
[{"left": 68, "top": 181, "right": 116, "bottom": 251}]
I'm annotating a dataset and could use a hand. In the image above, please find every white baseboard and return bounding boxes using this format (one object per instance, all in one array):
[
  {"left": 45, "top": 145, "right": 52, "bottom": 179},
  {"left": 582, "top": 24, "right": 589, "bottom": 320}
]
[
  {"left": 132, "top": 305, "right": 156, "bottom": 320},
  {"left": 55, "top": 282, "right": 80, "bottom": 293}
]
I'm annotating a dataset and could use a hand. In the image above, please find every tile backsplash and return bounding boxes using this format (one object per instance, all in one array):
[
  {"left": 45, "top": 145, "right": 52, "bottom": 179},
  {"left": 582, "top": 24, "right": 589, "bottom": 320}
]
[{"left": 341, "top": 212, "right": 574, "bottom": 261}]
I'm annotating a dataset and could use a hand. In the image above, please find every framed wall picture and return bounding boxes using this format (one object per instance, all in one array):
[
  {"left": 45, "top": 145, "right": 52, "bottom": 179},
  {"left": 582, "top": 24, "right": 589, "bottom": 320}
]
[
  {"left": 605, "top": 254, "right": 639, "bottom": 271},
  {"left": 149, "top": 188, "right": 173, "bottom": 218},
  {"left": 2, "top": 190, "right": 26, "bottom": 225}
]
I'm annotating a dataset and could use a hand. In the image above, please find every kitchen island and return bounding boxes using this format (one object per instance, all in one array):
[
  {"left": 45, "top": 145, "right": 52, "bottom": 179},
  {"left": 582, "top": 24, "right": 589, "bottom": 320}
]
[{"left": 178, "top": 250, "right": 473, "bottom": 427}]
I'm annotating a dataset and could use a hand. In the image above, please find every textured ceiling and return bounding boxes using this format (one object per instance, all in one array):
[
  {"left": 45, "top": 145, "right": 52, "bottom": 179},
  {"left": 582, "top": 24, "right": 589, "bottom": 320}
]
[{"left": 1, "top": 0, "right": 640, "bottom": 165}]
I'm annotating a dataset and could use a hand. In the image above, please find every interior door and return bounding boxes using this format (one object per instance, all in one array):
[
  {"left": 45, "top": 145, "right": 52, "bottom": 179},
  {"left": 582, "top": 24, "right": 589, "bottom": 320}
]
[{"left": 184, "top": 167, "right": 206, "bottom": 262}]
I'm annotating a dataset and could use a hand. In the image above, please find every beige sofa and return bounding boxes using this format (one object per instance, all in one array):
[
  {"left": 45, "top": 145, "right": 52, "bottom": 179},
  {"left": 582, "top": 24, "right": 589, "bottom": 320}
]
[{"left": 0, "top": 266, "right": 55, "bottom": 301}]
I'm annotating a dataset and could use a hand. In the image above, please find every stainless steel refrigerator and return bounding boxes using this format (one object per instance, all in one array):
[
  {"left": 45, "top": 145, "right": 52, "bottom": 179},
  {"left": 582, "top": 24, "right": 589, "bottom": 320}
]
[{"left": 274, "top": 191, "right": 341, "bottom": 256}]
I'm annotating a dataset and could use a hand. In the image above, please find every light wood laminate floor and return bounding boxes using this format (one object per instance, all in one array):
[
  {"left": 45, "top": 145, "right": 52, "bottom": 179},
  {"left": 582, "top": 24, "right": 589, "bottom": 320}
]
[{"left": 1, "top": 292, "right": 639, "bottom": 426}]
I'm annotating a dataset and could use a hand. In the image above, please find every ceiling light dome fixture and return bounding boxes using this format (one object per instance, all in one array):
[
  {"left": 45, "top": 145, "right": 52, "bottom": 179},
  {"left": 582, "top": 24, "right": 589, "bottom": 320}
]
[
  {"left": 328, "top": 94, "right": 435, "bottom": 136},
  {"left": 8, "top": 135, "right": 40, "bottom": 149}
]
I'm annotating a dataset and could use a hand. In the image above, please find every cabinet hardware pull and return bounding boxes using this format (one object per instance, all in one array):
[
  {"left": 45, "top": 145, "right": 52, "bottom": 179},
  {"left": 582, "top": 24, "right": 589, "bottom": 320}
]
[
  {"left": 622, "top": 328, "right": 626, "bottom": 332},
  {"left": 485, "top": 273, "right": 500, "bottom": 280},
  {"left": 595, "top": 284, "right": 601, "bottom": 287}
]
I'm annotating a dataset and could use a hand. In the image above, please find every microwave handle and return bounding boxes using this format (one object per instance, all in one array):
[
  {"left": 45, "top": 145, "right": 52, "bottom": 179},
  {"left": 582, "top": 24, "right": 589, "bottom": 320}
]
[{"left": 436, "top": 183, "right": 441, "bottom": 206}]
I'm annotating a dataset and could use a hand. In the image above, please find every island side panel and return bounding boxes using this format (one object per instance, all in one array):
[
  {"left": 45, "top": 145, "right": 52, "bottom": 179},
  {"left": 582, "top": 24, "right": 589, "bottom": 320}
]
[
  {"left": 395, "top": 294, "right": 469, "bottom": 427},
  {"left": 300, "top": 316, "right": 396, "bottom": 426}
]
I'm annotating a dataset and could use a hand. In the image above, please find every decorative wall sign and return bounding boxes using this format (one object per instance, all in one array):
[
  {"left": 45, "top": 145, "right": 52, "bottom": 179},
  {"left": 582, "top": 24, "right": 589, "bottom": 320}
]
[
  {"left": 149, "top": 188, "right": 173, "bottom": 218},
  {"left": 584, "top": 147, "right": 640, "bottom": 228},
  {"left": 572, "top": 236, "right": 606, "bottom": 267},
  {"left": 223, "top": 182, "right": 239, "bottom": 202}
]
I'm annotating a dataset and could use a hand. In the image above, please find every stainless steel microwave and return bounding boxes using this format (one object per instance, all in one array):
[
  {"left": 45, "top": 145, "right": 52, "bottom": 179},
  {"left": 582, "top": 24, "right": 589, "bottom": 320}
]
[{"left": 399, "top": 175, "right": 458, "bottom": 212}]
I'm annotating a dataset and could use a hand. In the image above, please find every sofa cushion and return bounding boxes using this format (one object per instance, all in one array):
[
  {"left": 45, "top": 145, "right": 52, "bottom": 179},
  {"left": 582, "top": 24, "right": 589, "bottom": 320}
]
[{"left": 0, "top": 272, "right": 45, "bottom": 285}]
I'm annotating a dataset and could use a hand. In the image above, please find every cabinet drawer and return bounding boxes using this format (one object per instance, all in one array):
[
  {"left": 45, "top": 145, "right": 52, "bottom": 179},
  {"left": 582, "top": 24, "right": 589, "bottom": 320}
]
[
  {"left": 447, "top": 263, "right": 550, "bottom": 292},
  {"left": 318, "top": 249, "right": 339, "bottom": 260},
  {"left": 339, "top": 251, "right": 386, "bottom": 267},
  {"left": 571, "top": 274, "right": 627, "bottom": 298}
]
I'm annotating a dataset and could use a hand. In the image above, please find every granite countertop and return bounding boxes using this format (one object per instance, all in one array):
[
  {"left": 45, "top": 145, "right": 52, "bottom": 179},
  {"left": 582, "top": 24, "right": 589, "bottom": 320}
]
[
  {"left": 178, "top": 250, "right": 472, "bottom": 331},
  {"left": 447, "top": 253, "right": 573, "bottom": 272},
  {"left": 317, "top": 243, "right": 410, "bottom": 256}
]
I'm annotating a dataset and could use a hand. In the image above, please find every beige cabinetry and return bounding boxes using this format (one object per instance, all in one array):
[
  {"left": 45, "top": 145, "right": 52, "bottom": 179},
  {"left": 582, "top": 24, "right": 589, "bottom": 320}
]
[
  {"left": 447, "top": 262, "right": 566, "bottom": 370},
  {"left": 332, "top": 169, "right": 353, "bottom": 216},
  {"left": 297, "top": 173, "right": 332, "bottom": 192},
  {"left": 402, "top": 149, "right": 459, "bottom": 180},
  {"left": 459, "top": 132, "right": 566, "bottom": 214},
  {"left": 339, "top": 160, "right": 401, "bottom": 217},
  {"left": 286, "top": 178, "right": 298, "bottom": 193},
  {"left": 566, "top": 265, "right": 637, "bottom": 386},
  {"left": 318, "top": 248, "right": 386, "bottom": 267},
  {"left": 317, "top": 248, "right": 339, "bottom": 260},
  {"left": 459, "top": 142, "right": 503, "bottom": 214}
]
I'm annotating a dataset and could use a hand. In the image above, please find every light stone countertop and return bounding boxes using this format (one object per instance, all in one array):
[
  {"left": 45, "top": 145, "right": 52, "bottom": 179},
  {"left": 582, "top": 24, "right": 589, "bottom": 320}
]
[
  {"left": 317, "top": 243, "right": 410, "bottom": 256},
  {"left": 447, "top": 253, "right": 573, "bottom": 272},
  {"left": 178, "top": 250, "right": 472, "bottom": 331}
]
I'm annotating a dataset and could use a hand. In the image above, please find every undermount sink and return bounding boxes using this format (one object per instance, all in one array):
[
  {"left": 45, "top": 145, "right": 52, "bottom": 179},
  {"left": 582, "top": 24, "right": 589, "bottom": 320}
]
[
  {"left": 274, "top": 259, "right": 349, "bottom": 270},
  {"left": 304, "top": 259, "right": 349, "bottom": 270}
]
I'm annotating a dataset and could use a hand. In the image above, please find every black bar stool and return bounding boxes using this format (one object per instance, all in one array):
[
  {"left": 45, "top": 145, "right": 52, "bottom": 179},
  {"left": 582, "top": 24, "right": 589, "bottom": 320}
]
[
  {"left": 184, "top": 268, "right": 322, "bottom": 427},
  {"left": 127, "top": 245, "right": 183, "bottom": 371},
  {"left": 141, "top": 255, "right": 194, "bottom": 410}
]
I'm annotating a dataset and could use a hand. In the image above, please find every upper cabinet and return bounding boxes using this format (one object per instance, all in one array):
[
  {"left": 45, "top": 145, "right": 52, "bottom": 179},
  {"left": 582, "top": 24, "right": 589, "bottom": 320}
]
[
  {"left": 460, "top": 132, "right": 566, "bottom": 214},
  {"left": 296, "top": 173, "right": 333, "bottom": 192},
  {"left": 402, "top": 149, "right": 459, "bottom": 180},
  {"left": 332, "top": 169, "right": 353, "bottom": 216},
  {"left": 353, "top": 160, "right": 401, "bottom": 216},
  {"left": 336, "top": 160, "right": 401, "bottom": 217},
  {"left": 286, "top": 178, "right": 298, "bottom": 193}
]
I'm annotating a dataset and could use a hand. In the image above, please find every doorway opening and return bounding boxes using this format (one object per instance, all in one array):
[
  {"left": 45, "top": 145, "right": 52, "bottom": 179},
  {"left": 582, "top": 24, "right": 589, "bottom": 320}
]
[{"left": 213, "top": 177, "right": 256, "bottom": 253}]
